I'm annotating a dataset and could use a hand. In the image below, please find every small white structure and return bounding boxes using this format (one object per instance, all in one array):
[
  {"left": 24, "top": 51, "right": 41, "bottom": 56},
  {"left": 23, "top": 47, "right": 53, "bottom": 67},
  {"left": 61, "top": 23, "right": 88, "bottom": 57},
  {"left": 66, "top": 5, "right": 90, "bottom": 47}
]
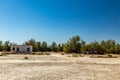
[{"left": 11, "top": 45, "right": 33, "bottom": 53}]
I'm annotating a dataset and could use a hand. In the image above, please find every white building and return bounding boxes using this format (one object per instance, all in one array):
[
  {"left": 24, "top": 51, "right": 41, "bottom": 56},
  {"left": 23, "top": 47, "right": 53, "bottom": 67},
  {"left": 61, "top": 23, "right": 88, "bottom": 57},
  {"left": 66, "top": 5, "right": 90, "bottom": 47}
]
[{"left": 11, "top": 45, "right": 33, "bottom": 53}]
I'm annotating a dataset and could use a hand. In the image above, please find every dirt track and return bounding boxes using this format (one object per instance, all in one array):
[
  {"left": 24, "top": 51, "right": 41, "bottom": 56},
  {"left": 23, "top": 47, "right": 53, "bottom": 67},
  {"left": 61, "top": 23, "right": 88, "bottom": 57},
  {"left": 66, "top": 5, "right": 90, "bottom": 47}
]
[{"left": 0, "top": 54, "right": 120, "bottom": 80}]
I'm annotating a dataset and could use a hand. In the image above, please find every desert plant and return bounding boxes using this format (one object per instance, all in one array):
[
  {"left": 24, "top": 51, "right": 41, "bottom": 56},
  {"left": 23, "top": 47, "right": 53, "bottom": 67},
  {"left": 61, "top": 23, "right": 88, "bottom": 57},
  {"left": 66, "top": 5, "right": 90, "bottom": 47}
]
[
  {"left": 0, "top": 53, "right": 3, "bottom": 56},
  {"left": 37, "top": 52, "right": 44, "bottom": 55},
  {"left": 72, "top": 53, "right": 79, "bottom": 57},
  {"left": 107, "top": 54, "right": 112, "bottom": 58},
  {"left": 89, "top": 55, "right": 94, "bottom": 58},
  {"left": 68, "top": 55, "right": 71, "bottom": 57},
  {"left": 44, "top": 52, "right": 50, "bottom": 55},
  {"left": 111, "top": 56, "right": 118, "bottom": 58},
  {"left": 79, "top": 54, "right": 84, "bottom": 57},
  {"left": 90, "top": 54, "right": 118, "bottom": 58},
  {"left": 61, "top": 53, "right": 65, "bottom": 55},
  {"left": 24, "top": 56, "right": 28, "bottom": 59},
  {"left": 89, "top": 55, "right": 103, "bottom": 58},
  {"left": 0, "top": 53, "right": 8, "bottom": 56},
  {"left": 32, "top": 52, "right": 35, "bottom": 54}
]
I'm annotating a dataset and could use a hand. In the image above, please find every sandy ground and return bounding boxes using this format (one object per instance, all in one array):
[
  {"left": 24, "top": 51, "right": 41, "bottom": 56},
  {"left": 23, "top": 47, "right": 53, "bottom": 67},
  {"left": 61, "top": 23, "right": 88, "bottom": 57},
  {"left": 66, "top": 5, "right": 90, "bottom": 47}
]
[{"left": 0, "top": 53, "right": 120, "bottom": 80}]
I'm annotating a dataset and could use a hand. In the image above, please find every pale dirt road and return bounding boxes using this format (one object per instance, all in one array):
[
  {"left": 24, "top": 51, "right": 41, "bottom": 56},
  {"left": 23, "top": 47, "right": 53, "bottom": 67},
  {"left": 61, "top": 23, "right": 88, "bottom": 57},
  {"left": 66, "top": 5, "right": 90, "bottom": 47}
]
[{"left": 0, "top": 54, "right": 120, "bottom": 80}]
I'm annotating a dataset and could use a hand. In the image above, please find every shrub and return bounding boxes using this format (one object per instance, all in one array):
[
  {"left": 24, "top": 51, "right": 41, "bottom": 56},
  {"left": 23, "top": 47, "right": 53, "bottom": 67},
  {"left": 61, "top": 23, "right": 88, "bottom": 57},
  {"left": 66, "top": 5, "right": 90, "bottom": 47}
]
[
  {"left": 32, "top": 52, "right": 36, "bottom": 55},
  {"left": 90, "top": 54, "right": 118, "bottom": 58},
  {"left": 89, "top": 55, "right": 105, "bottom": 58},
  {"left": 24, "top": 56, "right": 28, "bottom": 59},
  {"left": 79, "top": 54, "right": 84, "bottom": 57},
  {"left": 34, "top": 52, "right": 44, "bottom": 55},
  {"left": 72, "top": 54, "right": 79, "bottom": 57},
  {"left": 61, "top": 53, "right": 65, "bottom": 55},
  {"left": 68, "top": 55, "right": 71, "bottom": 57},
  {"left": 107, "top": 54, "right": 118, "bottom": 58},
  {"left": 0, "top": 53, "right": 8, "bottom": 56},
  {"left": 89, "top": 55, "right": 94, "bottom": 58},
  {"left": 0, "top": 53, "right": 3, "bottom": 56},
  {"left": 107, "top": 54, "right": 112, "bottom": 58},
  {"left": 44, "top": 52, "right": 50, "bottom": 55},
  {"left": 32, "top": 52, "right": 50, "bottom": 55},
  {"left": 111, "top": 56, "right": 118, "bottom": 58}
]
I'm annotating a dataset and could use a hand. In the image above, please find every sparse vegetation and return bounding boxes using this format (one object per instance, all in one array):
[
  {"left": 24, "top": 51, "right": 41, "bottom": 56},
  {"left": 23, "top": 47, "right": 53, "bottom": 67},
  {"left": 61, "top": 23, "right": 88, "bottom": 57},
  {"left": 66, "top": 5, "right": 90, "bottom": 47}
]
[
  {"left": 32, "top": 52, "right": 50, "bottom": 55},
  {"left": 107, "top": 54, "right": 113, "bottom": 58},
  {"left": 24, "top": 56, "right": 28, "bottom": 59},
  {"left": 72, "top": 53, "right": 79, "bottom": 57},
  {"left": 0, "top": 52, "right": 8, "bottom": 56},
  {"left": 44, "top": 52, "right": 50, "bottom": 55},
  {"left": 68, "top": 55, "right": 71, "bottom": 57},
  {"left": 0, "top": 53, "right": 3, "bottom": 56},
  {"left": 90, "top": 54, "right": 118, "bottom": 58},
  {"left": 61, "top": 53, "right": 65, "bottom": 55},
  {"left": 79, "top": 54, "right": 84, "bottom": 57},
  {"left": 34, "top": 52, "right": 44, "bottom": 55}
]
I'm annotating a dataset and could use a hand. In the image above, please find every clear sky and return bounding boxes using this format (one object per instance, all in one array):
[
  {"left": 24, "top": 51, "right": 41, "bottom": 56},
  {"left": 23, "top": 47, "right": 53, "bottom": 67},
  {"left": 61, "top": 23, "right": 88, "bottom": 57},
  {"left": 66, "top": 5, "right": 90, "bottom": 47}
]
[{"left": 0, "top": 0, "right": 120, "bottom": 44}]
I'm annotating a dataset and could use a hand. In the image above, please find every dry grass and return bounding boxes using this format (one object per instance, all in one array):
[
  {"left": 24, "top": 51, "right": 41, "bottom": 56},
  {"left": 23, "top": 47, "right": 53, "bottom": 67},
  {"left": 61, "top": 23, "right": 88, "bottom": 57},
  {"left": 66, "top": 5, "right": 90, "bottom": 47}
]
[
  {"left": 90, "top": 54, "right": 118, "bottom": 58},
  {"left": 32, "top": 52, "right": 50, "bottom": 55},
  {"left": 0, "top": 52, "right": 8, "bottom": 56},
  {"left": 24, "top": 56, "right": 29, "bottom": 59},
  {"left": 72, "top": 53, "right": 79, "bottom": 57},
  {"left": 44, "top": 52, "right": 50, "bottom": 55},
  {"left": 61, "top": 53, "right": 65, "bottom": 55}
]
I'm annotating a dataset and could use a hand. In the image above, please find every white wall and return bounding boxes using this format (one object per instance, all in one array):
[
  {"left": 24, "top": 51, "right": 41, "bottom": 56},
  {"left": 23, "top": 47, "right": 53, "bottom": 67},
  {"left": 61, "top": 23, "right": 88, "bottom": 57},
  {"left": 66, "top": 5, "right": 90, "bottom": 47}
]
[{"left": 11, "top": 45, "right": 33, "bottom": 53}]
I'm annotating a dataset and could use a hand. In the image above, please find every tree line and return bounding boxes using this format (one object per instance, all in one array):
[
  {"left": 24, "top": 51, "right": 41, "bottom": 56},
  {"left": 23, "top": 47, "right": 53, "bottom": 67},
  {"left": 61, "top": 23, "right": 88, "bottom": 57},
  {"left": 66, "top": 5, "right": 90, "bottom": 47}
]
[{"left": 0, "top": 35, "right": 120, "bottom": 54}]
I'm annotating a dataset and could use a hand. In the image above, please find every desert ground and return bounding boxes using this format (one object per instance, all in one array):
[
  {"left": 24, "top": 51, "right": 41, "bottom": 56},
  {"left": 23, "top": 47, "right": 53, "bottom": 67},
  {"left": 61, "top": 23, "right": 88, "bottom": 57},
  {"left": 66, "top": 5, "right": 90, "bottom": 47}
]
[{"left": 0, "top": 53, "right": 120, "bottom": 80}]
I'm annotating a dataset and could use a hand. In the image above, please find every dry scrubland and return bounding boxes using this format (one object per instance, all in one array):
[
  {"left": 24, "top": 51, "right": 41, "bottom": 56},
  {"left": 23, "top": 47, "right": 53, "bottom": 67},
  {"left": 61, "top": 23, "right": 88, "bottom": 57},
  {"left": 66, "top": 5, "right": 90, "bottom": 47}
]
[{"left": 0, "top": 53, "right": 120, "bottom": 80}]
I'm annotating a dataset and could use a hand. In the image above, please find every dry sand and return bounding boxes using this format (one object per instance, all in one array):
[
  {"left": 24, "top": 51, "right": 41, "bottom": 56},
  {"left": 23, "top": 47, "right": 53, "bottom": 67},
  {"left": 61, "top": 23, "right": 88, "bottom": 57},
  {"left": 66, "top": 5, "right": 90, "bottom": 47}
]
[{"left": 0, "top": 53, "right": 120, "bottom": 80}]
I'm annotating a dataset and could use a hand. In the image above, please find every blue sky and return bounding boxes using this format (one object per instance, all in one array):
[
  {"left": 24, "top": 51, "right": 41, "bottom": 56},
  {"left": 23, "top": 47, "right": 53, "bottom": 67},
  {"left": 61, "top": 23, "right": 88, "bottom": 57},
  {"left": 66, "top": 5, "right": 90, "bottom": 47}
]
[{"left": 0, "top": 0, "right": 120, "bottom": 44}]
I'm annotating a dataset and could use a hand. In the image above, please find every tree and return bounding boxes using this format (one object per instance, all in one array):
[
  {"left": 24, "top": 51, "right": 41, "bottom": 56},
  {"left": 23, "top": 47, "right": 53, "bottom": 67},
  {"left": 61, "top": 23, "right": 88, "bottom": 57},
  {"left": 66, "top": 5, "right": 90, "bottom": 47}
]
[
  {"left": 25, "top": 39, "right": 35, "bottom": 45},
  {"left": 34, "top": 42, "right": 40, "bottom": 52},
  {"left": 70, "top": 35, "right": 81, "bottom": 53},
  {"left": 100, "top": 39, "right": 116, "bottom": 53},
  {"left": 63, "top": 35, "right": 81, "bottom": 53},
  {"left": 83, "top": 41, "right": 105, "bottom": 54},
  {"left": 0, "top": 41, "right": 2, "bottom": 51},
  {"left": 57, "top": 44, "right": 63, "bottom": 52},
  {"left": 81, "top": 39, "right": 86, "bottom": 53},
  {"left": 25, "top": 39, "right": 40, "bottom": 52},
  {"left": 63, "top": 41, "right": 71, "bottom": 53},
  {"left": 50, "top": 42, "right": 57, "bottom": 52},
  {"left": 115, "top": 44, "right": 120, "bottom": 54},
  {"left": 37, "top": 41, "right": 41, "bottom": 51},
  {"left": 4, "top": 41, "right": 10, "bottom": 51},
  {"left": 105, "top": 39, "right": 116, "bottom": 53},
  {"left": 41, "top": 41, "right": 47, "bottom": 51}
]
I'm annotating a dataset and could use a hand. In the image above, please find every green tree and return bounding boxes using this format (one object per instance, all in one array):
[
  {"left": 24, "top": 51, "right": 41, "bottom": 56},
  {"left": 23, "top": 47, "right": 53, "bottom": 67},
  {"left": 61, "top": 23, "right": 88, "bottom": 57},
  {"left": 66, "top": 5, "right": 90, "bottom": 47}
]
[
  {"left": 84, "top": 41, "right": 105, "bottom": 54},
  {"left": 50, "top": 42, "right": 57, "bottom": 52},
  {"left": 81, "top": 39, "right": 86, "bottom": 53},
  {"left": 115, "top": 44, "right": 120, "bottom": 54},
  {"left": 41, "top": 41, "right": 47, "bottom": 51},
  {"left": 0, "top": 41, "right": 2, "bottom": 51},
  {"left": 63, "top": 41, "right": 71, "bottom": 53},
  {"left": 100, "top": 39, "right": 116, "bottom": 53},
  {"left": 34, "top": 42, "right": 40, "bottom": 52},
  {"left": 25, "top": 39, "right": 40, "bottom": 52},
  {"left": 63, "top": 35, "right": 81, "bottom": 53},
  {"left": 57, "top": 44, "right": 63, "bottom": 52},
  {"left": 37, "top": 41, "right": 41, "bottom": 51},
  {"left": 3, "top": 41, "right": 10, "bottom": 51}
]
